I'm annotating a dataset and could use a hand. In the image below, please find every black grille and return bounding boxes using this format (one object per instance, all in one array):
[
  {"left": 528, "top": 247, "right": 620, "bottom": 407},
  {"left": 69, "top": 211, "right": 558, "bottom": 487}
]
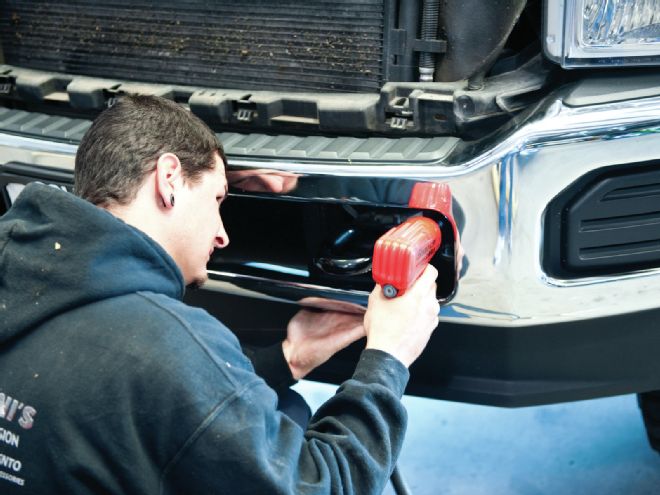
[
  {"left": 0, "top": 0, "right": 385, "bottom": 93},
  {"left": 545, "top": 162, "right": 660, "bottom": 278}
]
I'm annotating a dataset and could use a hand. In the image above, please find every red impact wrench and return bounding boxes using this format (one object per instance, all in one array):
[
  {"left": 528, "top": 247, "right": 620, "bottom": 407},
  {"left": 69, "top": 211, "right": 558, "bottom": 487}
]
[
  {"left": 371, "top": 182, "right": 450, "bottom": 298},
  {"left": 372, "top": 216, "right": 441, "bottom": 298}
]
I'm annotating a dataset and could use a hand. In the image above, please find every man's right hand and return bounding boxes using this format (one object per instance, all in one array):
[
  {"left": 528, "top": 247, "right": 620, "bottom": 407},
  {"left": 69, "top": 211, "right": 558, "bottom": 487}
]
[{"left": 364, "top": 265, "right": 440, "bottom": 368}]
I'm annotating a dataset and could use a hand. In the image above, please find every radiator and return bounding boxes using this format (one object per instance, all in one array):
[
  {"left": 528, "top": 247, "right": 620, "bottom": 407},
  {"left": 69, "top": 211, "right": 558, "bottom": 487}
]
[{"left": 0, "top": 0, "right": 386, "bottom": 92}]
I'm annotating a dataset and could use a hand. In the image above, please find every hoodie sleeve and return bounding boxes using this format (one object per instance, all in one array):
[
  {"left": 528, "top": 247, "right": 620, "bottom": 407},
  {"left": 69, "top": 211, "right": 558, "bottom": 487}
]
[
  {"left": 242, "top": 341, "right": 297, "bottom": 393},
  {"left": 161, "top": 349, "right": 409, "bottom": 495}
]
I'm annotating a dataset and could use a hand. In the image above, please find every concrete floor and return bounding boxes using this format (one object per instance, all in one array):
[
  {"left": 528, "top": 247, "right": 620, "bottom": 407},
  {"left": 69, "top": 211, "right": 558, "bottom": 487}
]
[{"left": 294, "top": 381, "right": 660, "bottom": 495}]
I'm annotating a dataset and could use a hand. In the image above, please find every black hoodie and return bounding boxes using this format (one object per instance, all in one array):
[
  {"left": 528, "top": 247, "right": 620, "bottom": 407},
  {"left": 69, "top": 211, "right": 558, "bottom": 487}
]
[{"left": 0, "top": 183, "right": 409, "bottom": 494}]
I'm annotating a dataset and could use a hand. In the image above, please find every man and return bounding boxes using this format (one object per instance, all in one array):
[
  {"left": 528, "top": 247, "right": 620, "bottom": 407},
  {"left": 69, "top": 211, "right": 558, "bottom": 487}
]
[{"left": 0, "top": 95, "right": 439, "bottom": 494}]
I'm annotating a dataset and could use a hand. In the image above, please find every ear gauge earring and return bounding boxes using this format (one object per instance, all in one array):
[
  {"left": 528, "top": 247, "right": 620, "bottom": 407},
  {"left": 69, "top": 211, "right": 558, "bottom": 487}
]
[{"left": 170, "top": 194, "right": 175, "bottom": 207}]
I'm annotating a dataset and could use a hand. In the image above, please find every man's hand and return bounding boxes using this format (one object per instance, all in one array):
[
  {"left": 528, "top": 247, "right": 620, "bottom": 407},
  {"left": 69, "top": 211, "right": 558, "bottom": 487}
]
[
  {"left": 364, "top": 265, "right": 440, "bottom": 368},
  {"left": 226, "top": 169, "right": 299, "bottom": 194},
  {"left": 283, "top": 309, "right": 366, "bottom": 380}
]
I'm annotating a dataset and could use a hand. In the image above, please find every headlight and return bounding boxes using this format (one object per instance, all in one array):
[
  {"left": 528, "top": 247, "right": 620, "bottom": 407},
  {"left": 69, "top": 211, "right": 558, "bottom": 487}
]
[{"left": 545, "top": 0, "right": 660, "bottom": 67}]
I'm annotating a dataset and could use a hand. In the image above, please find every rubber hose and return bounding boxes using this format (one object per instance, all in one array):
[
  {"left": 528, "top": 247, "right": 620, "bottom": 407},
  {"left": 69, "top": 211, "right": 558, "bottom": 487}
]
[{"left": 390, "top": 464, "right": 413, "bottom": 495}]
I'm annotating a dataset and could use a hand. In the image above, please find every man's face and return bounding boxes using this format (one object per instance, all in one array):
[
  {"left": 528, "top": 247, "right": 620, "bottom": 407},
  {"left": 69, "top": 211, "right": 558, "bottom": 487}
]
[{"left": 171, "top": 153, "right": 229, "bottom": 287}]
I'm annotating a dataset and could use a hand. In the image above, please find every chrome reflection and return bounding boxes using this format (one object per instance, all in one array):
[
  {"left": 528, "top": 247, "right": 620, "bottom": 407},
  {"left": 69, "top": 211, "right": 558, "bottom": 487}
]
[
  {"left": 205, "top": 270, "right": 370, "bottom": 305},
  {"left": 493, "top": 154, "right": 515, "bottom": 266},
  {"left": 242, "top": 262, "right": 309, "bottom": 278},
  {"left": 226, "top": 168, "right": 300, "bottom": 194}
]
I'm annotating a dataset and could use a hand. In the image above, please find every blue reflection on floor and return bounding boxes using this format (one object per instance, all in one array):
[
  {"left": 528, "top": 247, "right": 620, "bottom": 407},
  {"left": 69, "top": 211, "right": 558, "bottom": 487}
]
[{"left": 294, "top": 381, "right": 660, "bottom": 495}]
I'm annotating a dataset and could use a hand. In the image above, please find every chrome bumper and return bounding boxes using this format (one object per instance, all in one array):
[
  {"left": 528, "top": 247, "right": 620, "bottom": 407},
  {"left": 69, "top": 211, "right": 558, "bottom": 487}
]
[{"left": 2, "top": 93, "right": 659, "bottom": 327}]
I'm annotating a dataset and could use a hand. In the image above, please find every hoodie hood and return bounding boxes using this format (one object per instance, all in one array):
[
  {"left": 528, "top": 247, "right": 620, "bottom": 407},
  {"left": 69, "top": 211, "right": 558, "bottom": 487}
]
[{"left": 0, "top": 182, "right": 184, "bottom": 344}]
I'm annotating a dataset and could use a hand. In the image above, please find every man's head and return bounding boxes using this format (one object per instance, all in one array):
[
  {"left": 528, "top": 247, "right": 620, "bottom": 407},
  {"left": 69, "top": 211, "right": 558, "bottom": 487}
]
[
  {"left": 75, "top": 94, "right": 225, "bottom": 206},
  {"left": 75, "top": 94, "right": 229, "bottom": 287}
]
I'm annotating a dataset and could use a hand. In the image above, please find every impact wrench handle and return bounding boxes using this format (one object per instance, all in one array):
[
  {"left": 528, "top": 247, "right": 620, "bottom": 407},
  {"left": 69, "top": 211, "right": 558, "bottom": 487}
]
[{"left": 372, "top": 216, "right": 442, "bottom": 298}]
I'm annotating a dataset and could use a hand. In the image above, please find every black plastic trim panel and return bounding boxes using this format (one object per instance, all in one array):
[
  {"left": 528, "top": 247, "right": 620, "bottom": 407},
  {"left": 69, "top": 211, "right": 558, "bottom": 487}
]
[
  {"left": 544, "top": 160, "right": 660, "bottom": 278},
  {"left": 0, "top": 106, "right": 460, "bottom": 163}
]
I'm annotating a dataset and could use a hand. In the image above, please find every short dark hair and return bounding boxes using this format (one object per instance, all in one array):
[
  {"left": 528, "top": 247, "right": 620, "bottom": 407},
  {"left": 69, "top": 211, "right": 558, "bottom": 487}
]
[{"left": 75, "top": 94, "right": 226, "bottom": 206}]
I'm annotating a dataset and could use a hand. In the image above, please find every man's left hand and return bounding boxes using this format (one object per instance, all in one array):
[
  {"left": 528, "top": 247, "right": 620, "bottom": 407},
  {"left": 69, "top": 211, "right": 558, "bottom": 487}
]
[{"left": 282, "top": 309, "right": 366, "bottom": 380}]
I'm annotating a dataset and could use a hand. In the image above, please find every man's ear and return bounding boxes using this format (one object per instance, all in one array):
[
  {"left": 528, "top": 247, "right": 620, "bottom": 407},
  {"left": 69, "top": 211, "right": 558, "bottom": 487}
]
[{"left": 155, "top": 153, "right": 183, "bottom": 209}]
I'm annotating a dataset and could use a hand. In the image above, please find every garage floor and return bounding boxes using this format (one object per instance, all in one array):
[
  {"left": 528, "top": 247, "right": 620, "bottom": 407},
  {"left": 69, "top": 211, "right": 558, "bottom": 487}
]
[{"left": 294, "top": 381, "right": 660, "bottom": 495}]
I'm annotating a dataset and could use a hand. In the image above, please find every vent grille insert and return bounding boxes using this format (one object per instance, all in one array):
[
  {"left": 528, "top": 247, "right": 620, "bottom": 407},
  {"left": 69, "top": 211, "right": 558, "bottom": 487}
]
[{"left": 545, "top": 162, "right": 660, "bottom": 278}]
